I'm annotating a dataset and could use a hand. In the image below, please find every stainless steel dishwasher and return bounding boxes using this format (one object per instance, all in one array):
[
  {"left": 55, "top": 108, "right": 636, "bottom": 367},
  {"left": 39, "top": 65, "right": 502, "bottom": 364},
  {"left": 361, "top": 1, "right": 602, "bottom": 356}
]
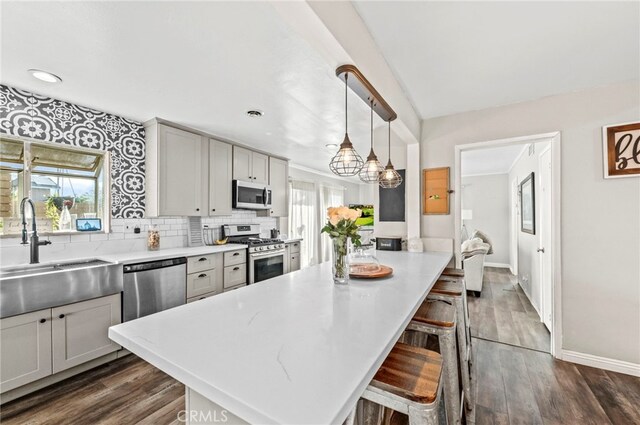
[{"left": 123, "top": 257, "right": 187, "bottom": 321}]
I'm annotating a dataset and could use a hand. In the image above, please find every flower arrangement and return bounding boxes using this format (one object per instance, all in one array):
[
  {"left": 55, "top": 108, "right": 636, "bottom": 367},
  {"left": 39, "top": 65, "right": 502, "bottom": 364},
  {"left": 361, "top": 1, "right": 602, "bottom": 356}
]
[{"left": 321, "top": 206, "right": 362, "bottom": 284}]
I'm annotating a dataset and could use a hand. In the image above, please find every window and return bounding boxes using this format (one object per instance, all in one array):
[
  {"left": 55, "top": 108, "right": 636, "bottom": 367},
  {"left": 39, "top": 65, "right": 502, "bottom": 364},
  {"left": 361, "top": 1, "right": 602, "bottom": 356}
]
[
  {"left": 0, "top": 137, "right": 109, "bottom": 236},
  {"left": 318, "top": 185, "right": 345, "bottom": 263},
  {"left": 288, "top": 180, "right": 317, "bottom": 268}
]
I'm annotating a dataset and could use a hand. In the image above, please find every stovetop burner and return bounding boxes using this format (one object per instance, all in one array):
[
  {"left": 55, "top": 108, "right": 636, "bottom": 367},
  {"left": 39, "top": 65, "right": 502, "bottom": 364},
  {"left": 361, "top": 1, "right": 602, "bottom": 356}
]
[{"left": 231, "top": 237, "right": 284, "bottom": 247}]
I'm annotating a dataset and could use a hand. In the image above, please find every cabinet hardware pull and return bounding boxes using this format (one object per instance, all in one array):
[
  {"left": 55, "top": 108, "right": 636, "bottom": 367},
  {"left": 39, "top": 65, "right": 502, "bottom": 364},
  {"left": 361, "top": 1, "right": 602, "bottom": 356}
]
[
  {"left": 198, "top": 273, "right": 207, "bottom": 278},
  {"left": 196, "top": 208, "right": 200, "bottom": 212},
  {"left": 59, "top": 314, "right": 65, "bottom": 319},
  {"left": 199, "top": 297, "right": 206, "bottom": 300},
  {"left": 233, "top": 267, "right": 240, "bottom": 271},
  {"left": 198, "top": 257, "right": 207, "bottom": 262},
  {"left": 212, "top": 209, "right": 216, "bottom": 212},
  {"left": 39, "top": 318, "right": 46, "bottom": 323},
  {"left": 233, "top": 252, "right": 240, "bottom": 256}
]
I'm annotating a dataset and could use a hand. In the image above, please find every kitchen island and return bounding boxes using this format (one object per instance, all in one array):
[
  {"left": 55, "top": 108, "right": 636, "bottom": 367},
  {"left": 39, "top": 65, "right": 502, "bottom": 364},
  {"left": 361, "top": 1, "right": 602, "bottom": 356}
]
[{"left": 108, "top": 250, "right": 451, "bottom": 424}]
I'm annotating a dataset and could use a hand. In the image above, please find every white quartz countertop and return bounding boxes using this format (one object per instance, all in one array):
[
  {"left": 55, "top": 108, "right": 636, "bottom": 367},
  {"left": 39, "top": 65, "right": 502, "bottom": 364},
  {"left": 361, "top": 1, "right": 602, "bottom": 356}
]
[
  {"left": 283, "top": 238, "right": 302, "bottom": 243},
  {"left": 98, "top": 244, "right": 246, "bottom": 265},
  {"left": 109, "top": 251, "right": 451, "bottom": 424}
]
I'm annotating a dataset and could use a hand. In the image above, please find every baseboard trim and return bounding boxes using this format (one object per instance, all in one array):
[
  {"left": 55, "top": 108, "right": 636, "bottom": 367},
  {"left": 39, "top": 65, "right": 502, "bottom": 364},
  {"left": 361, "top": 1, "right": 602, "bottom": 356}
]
[
  {"left": 485, "top": 262, "right": 511, "bottom": 269},
  {"left": 561, "top": 350, "right": 640, "bottom": 377}
]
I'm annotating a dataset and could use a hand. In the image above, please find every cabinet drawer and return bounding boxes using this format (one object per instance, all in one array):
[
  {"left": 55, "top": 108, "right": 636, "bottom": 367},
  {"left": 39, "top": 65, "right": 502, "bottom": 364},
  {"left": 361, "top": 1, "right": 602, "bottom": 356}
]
[
  {"left": 187, "top": 290, "right": 219, "bottom": 303},
  {"left": 224, "top": 249, "right": 246, "bottom": 267},
  {"left": 289, "top": 241, "right": 301, "bottom": 253},
  {"left": 187, "top": 253, "right": 222, "bottom": 274},
  {"left": 224, "top": 264, "right": 246, "bottom": 288},
  {"left": 187, "top": 269, "right": 223, "bottom": 298}
]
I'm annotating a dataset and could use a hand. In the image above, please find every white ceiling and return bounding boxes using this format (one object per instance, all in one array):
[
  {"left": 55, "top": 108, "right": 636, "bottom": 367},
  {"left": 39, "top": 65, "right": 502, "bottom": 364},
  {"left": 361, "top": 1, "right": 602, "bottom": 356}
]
[
  {"left": 353, "top": 1, "right": 640, "bottom": 119},
  {"left": 461, "top": 144, "right": 526, "bottom": 177},
  {"left": 0, "top": 1, "right": 385, "bottom": 173}
]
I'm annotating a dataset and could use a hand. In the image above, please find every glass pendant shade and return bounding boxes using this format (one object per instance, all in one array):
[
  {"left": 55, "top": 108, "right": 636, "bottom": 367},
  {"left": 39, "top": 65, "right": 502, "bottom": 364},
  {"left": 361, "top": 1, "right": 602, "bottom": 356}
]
[
  {"left": 330, "top": 134, "right": 364, "bottom": 176},
  {"left": 330, "top": 72, "right": 364, "bottom": 177}
]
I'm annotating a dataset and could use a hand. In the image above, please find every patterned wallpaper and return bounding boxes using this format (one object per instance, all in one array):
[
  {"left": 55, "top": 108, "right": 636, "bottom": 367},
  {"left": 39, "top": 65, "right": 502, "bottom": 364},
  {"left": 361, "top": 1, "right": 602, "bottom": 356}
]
[{"left": 0, "top": 85, "right": 145, "bottom": 218}]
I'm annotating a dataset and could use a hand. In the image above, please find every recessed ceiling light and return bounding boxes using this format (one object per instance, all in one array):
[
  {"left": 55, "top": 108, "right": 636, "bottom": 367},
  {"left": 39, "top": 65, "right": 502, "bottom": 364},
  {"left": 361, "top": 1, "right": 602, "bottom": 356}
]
[
  {"left": 28, "top": 69, "right": 62, "bottom": 83},
  {"left": 246, "top": 110, "right": 264, "bottom": 118},
  {"left": 325, "top": 143, "right": 339, "bottom": 149}
]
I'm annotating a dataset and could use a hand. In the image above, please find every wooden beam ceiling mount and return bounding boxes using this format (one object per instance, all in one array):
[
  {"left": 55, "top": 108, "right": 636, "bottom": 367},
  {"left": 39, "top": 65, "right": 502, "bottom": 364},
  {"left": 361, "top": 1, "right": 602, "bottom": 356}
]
[{"left": 336, "top": 64, "right": 397, "bottom": 122}]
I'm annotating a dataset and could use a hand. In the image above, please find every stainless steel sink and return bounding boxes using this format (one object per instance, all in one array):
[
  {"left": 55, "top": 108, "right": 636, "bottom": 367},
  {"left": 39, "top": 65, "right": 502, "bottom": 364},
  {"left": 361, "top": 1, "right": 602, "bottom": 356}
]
[{"left": 0, "top": 258, "right": 123, "bottom": 318}]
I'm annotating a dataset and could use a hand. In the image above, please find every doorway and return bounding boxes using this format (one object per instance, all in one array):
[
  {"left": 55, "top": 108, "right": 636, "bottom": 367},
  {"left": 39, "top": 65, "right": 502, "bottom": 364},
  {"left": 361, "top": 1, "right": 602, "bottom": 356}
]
[{"left": 455, "top": 132, "right": 561, "bottom": 357}]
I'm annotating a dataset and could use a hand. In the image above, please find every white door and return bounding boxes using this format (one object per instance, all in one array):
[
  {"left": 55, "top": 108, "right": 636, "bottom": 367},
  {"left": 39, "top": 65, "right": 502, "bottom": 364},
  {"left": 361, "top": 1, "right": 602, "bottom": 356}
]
[
  {"left": 233, "top": 146, "right": 253, "bottom": 181},
  {"left": 208, "top": 139, "right": 233, "bottom": 216},
  {"left": 510, "top": 177, "right": 519, "bottom": 276},
  {"left": 158, "top": 124, "right": 203, "bottom": 216},
  {"left": 252, "top": 152, "right": 269, "bottom": 184},
  {"left": 0, "top": 309, "right": 52, "bottom": 392},
  {"left": 539, "top": 147, "right": 553, "bottom": 331},
  {"left": 51, "top": 294, "right": 121, "bottom": 373}
]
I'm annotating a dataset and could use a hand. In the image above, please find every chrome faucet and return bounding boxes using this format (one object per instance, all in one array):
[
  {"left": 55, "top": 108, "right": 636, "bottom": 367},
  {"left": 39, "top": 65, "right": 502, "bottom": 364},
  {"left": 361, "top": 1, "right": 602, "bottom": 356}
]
[{"left": 20, "top": 197, "right": 52, "bottom": 264}]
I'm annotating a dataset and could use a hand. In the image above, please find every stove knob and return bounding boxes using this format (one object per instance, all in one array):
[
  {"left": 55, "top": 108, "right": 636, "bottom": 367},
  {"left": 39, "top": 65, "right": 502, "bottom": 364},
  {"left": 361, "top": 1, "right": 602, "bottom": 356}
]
[{"left": 259, "top": 246, "right": 264, "bottom": 251}]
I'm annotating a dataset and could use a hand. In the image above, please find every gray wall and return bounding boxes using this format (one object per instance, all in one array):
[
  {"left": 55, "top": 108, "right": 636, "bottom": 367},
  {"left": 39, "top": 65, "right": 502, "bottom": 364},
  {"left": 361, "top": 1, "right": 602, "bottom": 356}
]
[
  {"left": 421, "top": 80, "right": 640, "bottom": 365},
  {"left": 461, "top": 174, "right": 510, "bottom": 265}
]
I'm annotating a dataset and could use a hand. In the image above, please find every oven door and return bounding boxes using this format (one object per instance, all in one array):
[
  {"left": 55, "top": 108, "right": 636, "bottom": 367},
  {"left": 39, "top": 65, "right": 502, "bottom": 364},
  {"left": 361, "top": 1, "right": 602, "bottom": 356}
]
[
  {"left": 233, "top": 180, "right": 272, "bottom": 210},
  {"left": 249, "top": 250, "right": 285, "bottom": 284}
]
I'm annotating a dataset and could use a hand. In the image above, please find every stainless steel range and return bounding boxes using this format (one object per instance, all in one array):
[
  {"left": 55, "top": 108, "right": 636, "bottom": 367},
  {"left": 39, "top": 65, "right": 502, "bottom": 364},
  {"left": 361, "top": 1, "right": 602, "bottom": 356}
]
[{"left": 222, "top": 224, "right": 285, "bottom": 284}]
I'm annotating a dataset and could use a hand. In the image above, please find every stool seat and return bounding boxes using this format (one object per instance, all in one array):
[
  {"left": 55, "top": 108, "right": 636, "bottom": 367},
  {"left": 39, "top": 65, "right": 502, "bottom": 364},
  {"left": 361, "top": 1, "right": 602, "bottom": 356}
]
[
  {"left": 442, "top": 268, "right": 465, "bottom": 278},
  {"left": 413, "top": 300, "right": 455, "bottom": 328},
  {"left": 430, "top": 280, "right": 463, "bottom": 297},
  {"left": 372, "top": 343, "right": 442, "bottom": 404}
]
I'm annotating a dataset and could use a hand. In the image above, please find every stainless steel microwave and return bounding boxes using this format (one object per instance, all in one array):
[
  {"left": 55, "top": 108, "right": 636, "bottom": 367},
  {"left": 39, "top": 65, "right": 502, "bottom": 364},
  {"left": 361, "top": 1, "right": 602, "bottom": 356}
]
[{"left": 232, "top": 180, "right": 272, "bottom": 210}]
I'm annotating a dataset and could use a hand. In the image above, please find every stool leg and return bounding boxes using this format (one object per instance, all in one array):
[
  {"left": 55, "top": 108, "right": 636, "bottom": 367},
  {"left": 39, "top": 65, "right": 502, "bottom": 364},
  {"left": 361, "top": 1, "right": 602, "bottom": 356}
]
[
  {"left": 408, "top": 405, "right": 439, "bottom": 425},
  {"left": 440, "top": 330, "right": 461, "bottom": 425},
  {"left": 454, "top": 297, "right": 473, "bottom": 412}
]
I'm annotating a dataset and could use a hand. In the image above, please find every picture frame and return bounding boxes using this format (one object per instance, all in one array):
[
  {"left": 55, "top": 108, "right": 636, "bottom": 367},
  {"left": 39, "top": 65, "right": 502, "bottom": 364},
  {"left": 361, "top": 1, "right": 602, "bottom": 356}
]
[
  {"left": 602, "top": 122, "right": 640, "bottom": 178},
  {"left": 520, "top": 172, "right": 535, "bottom": 234},
  {"left": 422, "top": 167, "right": 450, "bottom": 215}
]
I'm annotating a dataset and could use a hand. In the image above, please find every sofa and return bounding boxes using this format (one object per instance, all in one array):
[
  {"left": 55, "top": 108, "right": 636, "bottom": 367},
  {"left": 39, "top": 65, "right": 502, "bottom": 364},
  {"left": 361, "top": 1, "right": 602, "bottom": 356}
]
[{"left": 461, "top": 232, "right": 492, "bottom": 295}]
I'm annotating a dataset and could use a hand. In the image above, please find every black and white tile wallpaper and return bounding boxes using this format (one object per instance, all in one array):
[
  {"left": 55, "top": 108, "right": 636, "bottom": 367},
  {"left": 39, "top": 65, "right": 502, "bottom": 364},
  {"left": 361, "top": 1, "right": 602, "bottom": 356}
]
[{"left": 0, "top": 85, "right": 145, "bottom": 218}]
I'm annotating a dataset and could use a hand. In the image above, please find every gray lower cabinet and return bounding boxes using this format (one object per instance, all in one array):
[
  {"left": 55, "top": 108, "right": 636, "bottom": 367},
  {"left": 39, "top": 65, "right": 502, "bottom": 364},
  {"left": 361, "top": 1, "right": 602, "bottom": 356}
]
[
  {"left": 285, "top": 241, "right": 302, "bottom": 273},
  {"left": 187, "top": 253, "right": 223, "bottom": 301},
  {"left": 0, "top": 293, "right": 121, "bottom": 393}
]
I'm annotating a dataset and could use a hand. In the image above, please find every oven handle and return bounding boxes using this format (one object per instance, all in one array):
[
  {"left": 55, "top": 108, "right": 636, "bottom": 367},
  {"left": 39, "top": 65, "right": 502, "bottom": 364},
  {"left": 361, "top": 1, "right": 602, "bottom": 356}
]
[{"left": 250, "top": 249, "right": 285, "bottom": 258}]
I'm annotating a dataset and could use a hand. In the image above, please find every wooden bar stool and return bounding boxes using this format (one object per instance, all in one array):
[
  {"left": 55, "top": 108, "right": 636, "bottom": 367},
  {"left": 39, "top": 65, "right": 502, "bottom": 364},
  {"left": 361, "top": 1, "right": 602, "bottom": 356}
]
[
  {"left": 427, "top": 280, "right": 473, "bottom": 415},
  {"left": 441, "top": 268, "right": 465, "bottom": 278},
  {"left": 358, "top": 343, "right": 444, "bottom": 425},
  {"left": 406, "top": 300, "right": 461, "bottom": 425}
]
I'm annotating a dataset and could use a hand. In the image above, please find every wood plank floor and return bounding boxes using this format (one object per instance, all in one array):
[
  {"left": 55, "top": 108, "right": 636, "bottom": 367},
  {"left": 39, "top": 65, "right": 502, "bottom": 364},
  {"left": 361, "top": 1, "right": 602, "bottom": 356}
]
[{"left": 468, "top": 267, "right": 551, "bottom": 353}]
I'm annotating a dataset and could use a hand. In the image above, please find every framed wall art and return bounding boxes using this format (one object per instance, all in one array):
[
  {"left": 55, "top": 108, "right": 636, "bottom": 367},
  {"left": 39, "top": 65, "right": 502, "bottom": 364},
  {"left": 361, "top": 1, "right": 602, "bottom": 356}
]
[
  {"left": 520, "top": 172, "right": 535, "bottom": 234},
  {"left": 603, "top": 122, "right": 640, "bottom": 178},
  {"left": 422, "top": 167, "right": 450, "bottom": 215}
]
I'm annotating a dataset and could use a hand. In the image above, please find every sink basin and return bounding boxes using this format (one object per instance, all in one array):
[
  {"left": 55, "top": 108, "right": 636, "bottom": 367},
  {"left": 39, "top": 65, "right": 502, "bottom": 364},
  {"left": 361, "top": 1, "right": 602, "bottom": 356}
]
[{"left": 0, "top": 258, "right": 123, "bottom": 319}]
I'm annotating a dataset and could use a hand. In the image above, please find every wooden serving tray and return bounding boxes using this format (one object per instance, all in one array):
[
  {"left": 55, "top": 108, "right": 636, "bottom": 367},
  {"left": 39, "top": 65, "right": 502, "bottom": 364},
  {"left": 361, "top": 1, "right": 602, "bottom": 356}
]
[{"left": 350, "top": 265, "right": 393, "bottom": 279}]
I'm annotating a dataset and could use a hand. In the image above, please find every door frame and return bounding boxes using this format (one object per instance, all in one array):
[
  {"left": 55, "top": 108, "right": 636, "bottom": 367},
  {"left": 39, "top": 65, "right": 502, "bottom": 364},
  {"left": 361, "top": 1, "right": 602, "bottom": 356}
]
[
  {"left": 510, "top": 176, "right": 520, "bottom": 276},
  {"left": 538, "top": 144, "right": 553, "bottom": 331},
  {"left": 454, "top": 131, "right": 562, "bottom": 357}
]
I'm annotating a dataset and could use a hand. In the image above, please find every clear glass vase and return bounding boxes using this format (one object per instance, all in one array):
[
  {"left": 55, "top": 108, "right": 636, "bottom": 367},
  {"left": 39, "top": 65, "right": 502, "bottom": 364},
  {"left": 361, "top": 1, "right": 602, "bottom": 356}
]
[{"left": 332, "top": 238, "right": 350, "bottom": 284}]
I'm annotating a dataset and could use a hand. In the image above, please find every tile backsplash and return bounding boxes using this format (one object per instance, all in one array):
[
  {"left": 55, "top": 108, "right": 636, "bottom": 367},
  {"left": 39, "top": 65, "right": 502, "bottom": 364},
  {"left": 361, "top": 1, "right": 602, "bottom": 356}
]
[{"left": 0, "top": 210, "right": 277, "bottom": 266}]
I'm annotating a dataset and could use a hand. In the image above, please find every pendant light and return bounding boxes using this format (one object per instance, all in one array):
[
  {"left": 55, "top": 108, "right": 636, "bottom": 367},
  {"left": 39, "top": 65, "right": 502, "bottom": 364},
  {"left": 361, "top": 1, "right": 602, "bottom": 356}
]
[
  {"left": 378, "top": 121, "right": 403, "bottom": 189},
  {"left": 359, "top": 99, "right": 384, "bottom": 183},
  {"left": 330, "top": 72, "right": 364, "bottom": 176}
]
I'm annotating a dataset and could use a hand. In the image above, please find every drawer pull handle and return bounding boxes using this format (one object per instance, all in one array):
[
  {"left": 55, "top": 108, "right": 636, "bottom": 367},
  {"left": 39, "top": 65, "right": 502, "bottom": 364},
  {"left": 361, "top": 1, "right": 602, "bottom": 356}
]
[
  {"left": 294, "top": 244, "right": 298, "bottom": 247},
  {"left": 198, "top": 273, "right": 207, "bottom": 278},
  {"left": 58, "top": 314, "right": 65, "bottom": 319},
  {"left": 233, "top": 252, "right": 240, "bottom": 256},
  {"left": 39, "top": 318, "right": 47, "bottom": 324},
  {"left": 233, "top": 267, "right": 240, "bottom": 271},
  {"left": 199, "top": 297, "right": 206, "bottom": 300},
  {"left": 198, "top": 258, "right": 207, "bottom": 262}
]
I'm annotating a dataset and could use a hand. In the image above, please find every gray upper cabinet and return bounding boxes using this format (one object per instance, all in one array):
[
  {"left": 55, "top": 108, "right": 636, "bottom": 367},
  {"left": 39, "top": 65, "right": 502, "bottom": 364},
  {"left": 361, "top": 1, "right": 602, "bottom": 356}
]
[
  {"left": 146, "top": 122, "right": 203, "bottom": 216},
  {"left": 233, "top": 146, "right": 269, "bottom": 184},
  {"left": 208, "top": 139, "right": 233, "bottom": 216},
  {"left": 269, "top": 157, "right": 288, "bottom": 217}
]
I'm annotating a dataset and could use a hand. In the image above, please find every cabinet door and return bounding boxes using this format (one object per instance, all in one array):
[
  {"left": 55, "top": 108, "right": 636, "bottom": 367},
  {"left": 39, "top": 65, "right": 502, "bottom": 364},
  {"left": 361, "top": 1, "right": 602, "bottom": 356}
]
[
  {"left": 283, "top": 244, "right": 291, "bottom": 274},
  {"left": 233, "top": 146, "right": 253, "bottom": 181},
  {"left": 252, "top": 152, "right": 269, "bottom": 184},
  {"left": 269, "top": 157, "right": 288, "bottom": 217},
  {"left": 0, "top": 309, "right": 52, "bottom": 393},
  {"left": 290, "top": 253, "right": 301, "bottom": 272},
  {"left": 209, "top": 139, "right": 233, "bottom": 216},
  {"left": 158, "top": 124, "right": 202, "bottom": 216},
  {"left": 52, "top": 294, "right": 121, "bottom": 374}
]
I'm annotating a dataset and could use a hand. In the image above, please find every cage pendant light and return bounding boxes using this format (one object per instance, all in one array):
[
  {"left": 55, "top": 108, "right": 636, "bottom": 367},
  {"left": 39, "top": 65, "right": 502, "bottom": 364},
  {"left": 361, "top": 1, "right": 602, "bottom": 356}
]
[
  {"left": 330, "top": 73, "right": 364, "bottom": 176},
  {"left": 359, "top": 99, "right": 384, "bottom": 183},
  {"left": 378, "top": 121, "right": 403, "bottom": 189}
]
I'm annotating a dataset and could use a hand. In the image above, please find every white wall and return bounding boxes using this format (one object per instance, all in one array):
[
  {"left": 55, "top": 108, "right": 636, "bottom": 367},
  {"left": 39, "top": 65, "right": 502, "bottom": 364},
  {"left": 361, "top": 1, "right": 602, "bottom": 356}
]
[
  {"left": 508, "top": 141, "right": 550, "bottom": 314},
  {"left": 461, "top": 174, "right": 510, "bottom": 265},
  {"left": 421, "top": 81, "right": 640, "bottom": 365},
  {"left": 288, "top": 166, "right": 362, "bottom": 205}
]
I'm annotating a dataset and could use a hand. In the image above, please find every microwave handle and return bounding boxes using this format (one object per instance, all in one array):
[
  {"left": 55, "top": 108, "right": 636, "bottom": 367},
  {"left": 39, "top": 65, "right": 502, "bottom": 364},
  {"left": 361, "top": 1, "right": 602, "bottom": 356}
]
[{"left": 263, "top": 188, "right": 267, "bottom": 207}]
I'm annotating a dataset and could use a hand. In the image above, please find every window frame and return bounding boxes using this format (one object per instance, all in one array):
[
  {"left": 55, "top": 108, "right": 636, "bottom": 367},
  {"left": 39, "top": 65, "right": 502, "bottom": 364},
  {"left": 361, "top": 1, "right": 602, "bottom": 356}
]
[{"left": 0, "top": 135, "right": 111, "bottom": 237}]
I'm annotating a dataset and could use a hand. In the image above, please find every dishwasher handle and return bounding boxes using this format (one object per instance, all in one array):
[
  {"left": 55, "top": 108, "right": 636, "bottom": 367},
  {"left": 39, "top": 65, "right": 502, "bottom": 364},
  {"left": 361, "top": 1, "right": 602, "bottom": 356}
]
[{"left": 123, "top": 257, "right": 187, "bottom": 273}]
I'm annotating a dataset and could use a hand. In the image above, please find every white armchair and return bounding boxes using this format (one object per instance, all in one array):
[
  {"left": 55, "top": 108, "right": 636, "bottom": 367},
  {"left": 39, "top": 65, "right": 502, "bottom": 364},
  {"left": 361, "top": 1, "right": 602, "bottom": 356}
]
[{"left": 461, "top": 237, "right": 491, "bottom": 295}]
